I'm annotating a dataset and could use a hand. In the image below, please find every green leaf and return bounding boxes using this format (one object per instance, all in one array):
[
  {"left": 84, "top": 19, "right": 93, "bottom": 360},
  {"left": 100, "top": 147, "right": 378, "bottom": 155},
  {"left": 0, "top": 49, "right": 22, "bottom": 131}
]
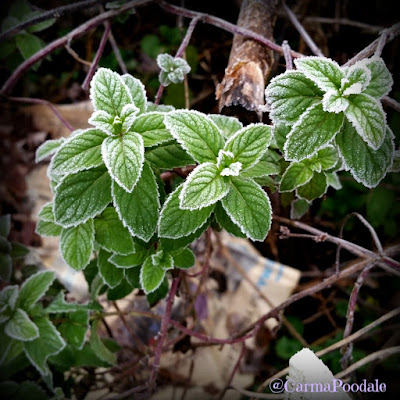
[
  {"left": 147, "top": 277, "right": 169, "bottom": 306},
  {"left": 344, "top": 93, "right": 386, "bottom": 150},
  {"left": 89, "top": 320, "right": 116, "bottom": 365},
  {"left": 102, "top": 132, "right": 144, "bottom": 192},
  {"left": 16, "top": 271, "right": 55, "bottom": 311},
  {"left": 15, "top": 32, "right": 43, "bottom": 61},
  {"left": 54, "top": 166, "right": 111, "bottom": 227},
  {"left": 140, "top": 256, "right": 166, "bottom": 294},
  {"left": 50, "top": 129, "right": 107, "bottom": 175},
  {"left": 290, "top": 198, "right": 310, "bottom": 219},
  {"left": 341, "top": 65, "right": 371, "bottom": 95},
  {"left": 146, "top": 102, "right": 174, "bottom": 113},
  {"left": 151, "top": 250, "right": 174, "bottom": 270},
  {"left": 58, "top": 310, "right": 89, "bottom": 349},
  {"left": 90, "top": 68, "right": 132, "bottom": 117},
  {"left": 296, "top": 172, "right": 328, "bottom": 201},
  {"left": 325, "top": 171, "right": 342, "bottom": 190},
  {"left": 241, "top": 151, "right": 281, "bottom": 178},
  {"left": 280, "top": 162, "right": 314, "bottom": 192},
  {"left": 389, "top": 149, "right": 400, "bottom": 172},
  {"left": 28, "top": 16, "right": 56, "bottom": 34},
  {"left": 208, "top": 114, "right": 243, "bottom": 138},
  {"left": 10, "top": 243, "right": 29, "bottom": 259},
  {"left": 165, "top": 110, "right": 225, "bottom": 163},
  {"left": 294, "top": 56, "right": 344, "bottom": 92},
  {"left": 121, "top": 74, "right": 147, "bottom": 114},
  {"left": 1, "top": 285, "right": 19, "bottom": 312},
  {"left": 112, "top": 162, "right": 159, "bottom": 242},
  {"left": 35, "top": 219, "right": 62, "bottom": 237},
  {"left": 109, "top": 249, "right": 151, "bottom": 268},
  {"left": 284, "top": 102, "right": 344, "bottom": 161},
  {"left": 224, "top": 124, "right": 272, "bottom": 171},
  {"left": 363, "top": 57, "right": 393, "bottom": 98},
  {"left": 266, "top": 71, "right": 323, "bottom": 124},
  {"left": 120, "top": 104, "right": 140, "bottom": 133},
  {"left": 336, "top": 120, "right": 394, "bottom": 188},
  {"left": 272, "top": 124, "right": 291, "bottom": 151},
  {"left": 145, "top": 141, "right": 195, "bottom": 169},
  {"left": 172, "top": 248, "right": 195, "bottom": 269},
  {"left": 131, "top": 112, "right": 172, "bottom": 147},
  {"left": 214, "top": 202, "right": 246, "bottom": 238},
  {"left": 159, "top": 185, "right": 215, "bottom": 238},
  {"left": 35, "top": 138, "right": 65, "bottom": 163},
  {"left": 98, "top": 249, "right": 124, "bottom": 288},
  {"left": 125, "top": 268, "right": 141, "bottom": 288},
  {"left": 94, "top": 207, "right": 134, "bottom": 255},
  {"left": 157, "top": 53, "right": 191, "bottom": 85},
  {"left": 88, "top": 111, "right": 115, "bottom": 135},
  {"left": 0, "top": 254, "right": 12, "bottom": 282},
  {"left": 322, "top": 90, "right": 349, "bottom": 113},
  {"left": 0, "top": 380, "right": 47, "bottom": 400},
  {"left": 46, "top": 291, "right": 100, "bottom": 313},
  {"left": 23, "top": 317, "right": 66, "bottom": 377},
  {"left": 60, "top": 220, "right": 94, "bottom": 271},
  {"left": 308, "top": 146, "right": 339, "bottom": 172},
  {"left": 4, "top": 308, "right": 39, "bottom": 342},
  {"left": 37, "top": 202, "right": 54, "bottom": 222},
  {"left": 221, "top": 177, "right": 271, "bottom": 241},
  {"left": 107, "top": 279, "right": 133, "bottom": 301},
  {"left": 179, "top": 163, "right": 229, "bottom": 210}
]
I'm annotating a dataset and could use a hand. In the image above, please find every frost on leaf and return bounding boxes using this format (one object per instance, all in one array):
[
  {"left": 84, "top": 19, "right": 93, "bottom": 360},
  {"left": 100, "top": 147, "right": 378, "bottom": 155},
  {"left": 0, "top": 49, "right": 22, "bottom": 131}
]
[
  {"left": 140, "top": 256, "right": 166, "bottom": 294},
  {"left": 157, "top": 53, "right": 191, "bottom": 86},
  {"left": 54, "top": 166, "right": 112, "bottom": 228},
  {"left": 296, "top": 172, "right": 328, "bottom": 201},
  {"left": 284, "top": 103, "right": 344, "bottom": 161},
  {"left": 208, "top": 114, "right": 243, "bottom": 138},
  {"left": 179, "top": 163, "right": 230, "bottom": 210},
  {"left": 344, "top": 93, "right": 386, "bottom": 150},
  {"left": 90, "top": 68, "right": 132, "bottom": 117},
  {"left": 159, "top": 185, "right": 214, "bottom": 239},
  {"left": 341, "top": 65, "right": 371, "bottom": 96},
  {"left": 120, "top": 104, "right": 139, "bottom": 133},
  {"left": 130, "top": 112, "right": 172, "bottom": 147},
  {"left": 165, "top": 110, "right": 225, "bottom": 163},
  {"left": 221, "top": 177, "right": 271, "bottom": 242},
  {"left": 322, "top": 90, "right": 349, "bottom": 113},
  {"left": 50, "top": 129, "right": 107, "bottom": 176},
  {"left": 308, "top": 146, "right": 339, "bottom": 171},
  {"left": 265, "top": 71, "right": 323, "bottom": 124},
  {"left": 294, "top": 56, "right": 344, "bottom": 92},
  {"left": 151, "top": 250, "right": 174, "bottom": 270},
  {"left": 389, "top": 150, "right": 400, "bottom": 172},
  {"left": 35, "top": 138, "right": 65, "bottom": 163},
  {"left": 280, "top": 162, "right": 313, "bottom": 192},
  {"left": 336, "top": 120, "right": 394, "bottom": 188},
  {"left": 145, "top": 141, "right": 195, "bottom": 169},
  {"left": 89, "top": 111, "right": 115, "bottom": 135},
  {"left": 121, "top": 74, "right": 147, "bottom": 114},
  {"left": 363, "top": 57, "right": 393, "bottom": 99},
  {"left": 101, "top": 132, "right": 144, "bottom": 192},
  {"left": 98, "top": 249, "right": 124, "bottom": 288}
]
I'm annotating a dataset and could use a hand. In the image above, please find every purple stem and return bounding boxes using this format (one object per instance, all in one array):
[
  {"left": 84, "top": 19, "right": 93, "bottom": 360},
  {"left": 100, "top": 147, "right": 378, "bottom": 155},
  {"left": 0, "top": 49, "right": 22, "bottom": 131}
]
[
  {"left": 82, "top": 21, "right": 112, "bottom": 91},
  {"left": 282, "top": 40, "right": 293, "bottom": 70},
  {"left": 154, "top": 84, "right": 165, "bottom": 105}
]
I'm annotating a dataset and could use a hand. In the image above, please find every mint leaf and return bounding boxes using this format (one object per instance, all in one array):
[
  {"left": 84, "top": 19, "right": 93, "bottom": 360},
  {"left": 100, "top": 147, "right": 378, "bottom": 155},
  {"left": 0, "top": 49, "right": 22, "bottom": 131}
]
[
  {"left": 109, "top": 249, "right": 150, "bottom": 268},
  {"left": 363, "top": 57, "right": 393, "bottom": 98},
  {"left": 140, "top": 256, "right": 166, "bottom": 294},
  {"left": 280, "top": 162, "right": 313, "bottom": 192},
  {"left": 224, "top": 124, "right": 272, "bottom": 171},
  {"left": 284, "top": 103, "right": 344, "bottom": 161},
  {"left": 17, "top": 271, "right": 55, "bottom": 311},
  {"left": 172, "top": 248, "right": 195, "bottom": 269},
  {"left": 146, "top": 102, "right": 174, "bottom": 113},
  {"left": 308, "top": 146, "right": 339, "bottom": 171},
  {"left": 88, "top": 111, "right": 115, "bottom": 135},
  {"left": 266, "top": 71, "right": 323, "bottom": 124},
  {"left": 208, "top": 114, "right": 243, "bottom": 138},
  {"left": 272, "top": 124, "right": 291, "bottom": 151},
  {"left": 389, "top": 150, "right": 400, "bottom": 172},
  {"left": 345, "top": 93, "right": 386, "bottom": 149},
  {"left": 159, "top": 185, "right": 215, "bottom": 238},
  {"left": 341, "top": 65, "right": 371, "bottom": 95},
  {"left": 46, "top": 291, "right": 100, "bottom": 313},
  {"left": 296, "top": 172, "right": 328, "bottom": 201},
  {"left": 94, "top": 207, "right": 134, "bottom": 255},
  {"left": 107, "top": 279, "right": 134, "bottom": 301},
  {"left": 23, "top": 317, "right": 65, "bottom": 377},
  {"left": 0, "top": 285, "right": 19, "bottom": 312},
  {"left": 98, "top": 249, "right": 124, "bottom": 288},
  {"left": 336, "top": 120, "right": 394, "bottom": 188},
  {"left": 145, "top": 141, "right": 195, "bottom": 169},
  {"left": 294, "top": 56, "right": 344, "bottom": 92},
  {"left": 241, "top": 151, "right": 281, "bottom": 178},
  {"left": 290, "top": 198, "right": 310, "bottom": 219},
  {"left": 102, "top": 132, "right": 144, "bottom": 192},
  {"left": 58, "top": 310, "right": 89, "bottom": 349},
  {"left": 60, "top": 220, "right": 94, "bottom": 271},
  {"left": 121, "top": 74, "right": 147, "bottom": 114},
  {"left": 5, "top": 309, "right": 39, "bottom": 341},
  {"left": 50, "top": 129, "right": 107, "bottom": 176},
  {"left": 165, "top": 110, "right": 225, "bottom": 163},
  {"left": 112, "top": 162, "right": 159, "bottom": 242},
  {"left": 157, "top": 53, "right": 191, "bottom": 85},
  {"left": 35, "top": 219, "right": 62, "bottom": 237},
  {"left": 35, "top": 138, "right": 65, "bottom": 163},
  {"left": 54, "top": 166, "right": 111, "bottom": 227},
  {"left": 221, "top": 177, "right": 271, "bottom": 241},
  {"left": 152, "top": 250, "right": 174, "bottom": 270},
  {"left": 90, "top": 68, "right": 132, "bottom": 117},
  {"left": 179, "top": 163, "right": 229, "bottom": 210},
  {"left": 90, "top": 320, "right": 116, "bottom": 365},
  {"left": 130, "top": 112, "right": 172, "bottom": 147},
  {"left": 322, "top": 90, "right": 349, "bottom": 113},
  {"left": 325, "top": 171, "right": 342, "bottom": 190},
  {"left": 214, "top": 202, "right": 246, "bottom": 238},
  {"left": 37, "top": 202, "right": 54, "bottom": 222}
]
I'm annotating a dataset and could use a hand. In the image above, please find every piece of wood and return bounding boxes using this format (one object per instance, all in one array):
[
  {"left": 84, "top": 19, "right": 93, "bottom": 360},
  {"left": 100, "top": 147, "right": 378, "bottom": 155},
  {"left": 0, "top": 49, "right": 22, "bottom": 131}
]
[{"left": 216, "top": 0, "right": 278, "bottom": 124}]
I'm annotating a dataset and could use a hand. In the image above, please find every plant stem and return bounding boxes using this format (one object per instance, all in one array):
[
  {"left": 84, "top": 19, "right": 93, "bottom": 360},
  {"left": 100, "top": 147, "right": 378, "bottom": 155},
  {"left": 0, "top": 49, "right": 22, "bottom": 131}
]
[
  {"left": 108, "top": 29, "right": 128, "bottom": 74},
  {"left": 282, "top": 40, "right": 293, "bottom": 70}
]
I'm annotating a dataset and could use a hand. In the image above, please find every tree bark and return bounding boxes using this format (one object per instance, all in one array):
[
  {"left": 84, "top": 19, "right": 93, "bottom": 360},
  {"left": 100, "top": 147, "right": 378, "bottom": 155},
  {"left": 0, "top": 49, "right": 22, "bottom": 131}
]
[{"left": 216, "top": 0, "right": 278, "bottom": 124}]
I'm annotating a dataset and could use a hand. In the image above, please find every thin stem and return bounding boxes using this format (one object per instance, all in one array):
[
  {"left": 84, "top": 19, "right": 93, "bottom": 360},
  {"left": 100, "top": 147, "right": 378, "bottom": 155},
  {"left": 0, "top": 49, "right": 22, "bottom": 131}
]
[
  {"left": 282, "top": 1, "right": 324, "bottom": 56},
  {"left": 282, "top": 40, "right": 293, "bottom": 70},
  {"left": 382, "top": 95, "right": 400, "bottom": 112},
  {"left": 154, "top": 84, "right": 165, "bottom": 105},
  {"left": 0, "top": 0, "right": 109, "bottom": 43},
  {"left": 1, "top": 0, "right": 152, "bottom": 95},
  {"left": 6, "top": 96, "right": 73, "bottom": 131},
  {"left": 303, "top": 16, "right": 384, "bottom": 34},
  {"left": 82, "top": 21, "right": 111, "bottom": 91},
  {"left": 108, "top": 29, "right": 128, "bottom": 74},
  {"left": 148, "top": 277, "right": 180, "bottom": 393}
]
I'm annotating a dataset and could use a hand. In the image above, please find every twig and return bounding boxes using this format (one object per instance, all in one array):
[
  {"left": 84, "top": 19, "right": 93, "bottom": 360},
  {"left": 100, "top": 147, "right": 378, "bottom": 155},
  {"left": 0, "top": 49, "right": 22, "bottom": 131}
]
[
  {"left": 382, "top": 95, "right": 400, "bottom": 112},
  {"left": 303, "top": 17, "right": 384, "bottom": 34},
  {"left": 282, "top": 1, "right": 324, "bottom": 56},
  {"left": 148, "top": 277, "right": 180, "bottom": 394},
  {"left": 65, "top": 39, "right": 92, "bottom": 66},
  {"left": 82, "top": 20, "right": 112, "bottom": 91},
  {"left": 108, "top": 29, "right": 128, "bottom": 74},
  {"left": 336, "top": 346, "right": 400, "bottom": 379},
  {"left": 0, "top": 0, "right": 109, "bottom": 43},
  {"left": 344, "top": 22, "right": 400, "bottom": 66},
  {"left": 282, "top": 40, "right": 293, "bottom": 70},
  {"left": 1, "top": 0, "right": 152, "bottom": 95},
  {"left": 6, "top": 96, "right": 73, "bottom": 131},
  {"left": 375, "top": 28, "right": 389, "bottom": 57},
  {"left": 340, "top": 262, "right": 376, "bottom": 369}
]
